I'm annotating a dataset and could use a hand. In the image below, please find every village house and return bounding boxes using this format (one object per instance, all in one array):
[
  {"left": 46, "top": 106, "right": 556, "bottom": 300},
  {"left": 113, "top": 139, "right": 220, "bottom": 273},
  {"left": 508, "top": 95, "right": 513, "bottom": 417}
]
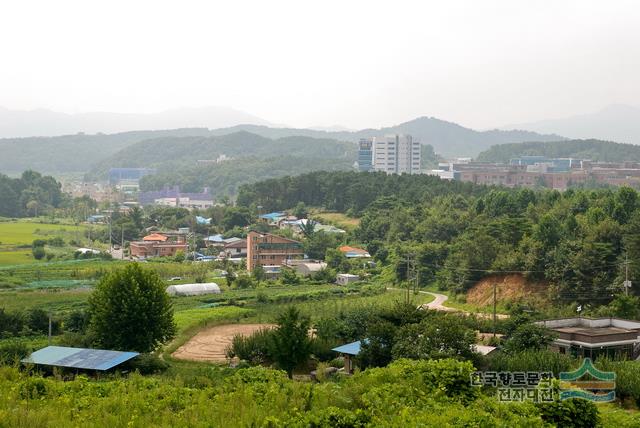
[
  {"left": 129, "top": 232, "right": 188, "bottom": 259},
  {"left": 535, "top": 317, "right": 640, "bottom": 360},
  {"left": 338, "top": 246, "right": 371, "bottom": 258},
  {"left": 246, "top": 231, "right": 303, "bottom": 272},
  {"left": 284, "top": 259, "right": 328, "bottom": 276},
  {"left": 223, "top": 238, "right": 247, "bottom": 258}
]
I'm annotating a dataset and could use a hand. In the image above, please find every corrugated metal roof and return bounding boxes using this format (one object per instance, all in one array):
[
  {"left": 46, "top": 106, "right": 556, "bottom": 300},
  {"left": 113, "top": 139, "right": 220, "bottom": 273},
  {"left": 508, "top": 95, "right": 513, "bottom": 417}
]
[{"left": 22, "top": 346, "right": 139, "bottom": 370}]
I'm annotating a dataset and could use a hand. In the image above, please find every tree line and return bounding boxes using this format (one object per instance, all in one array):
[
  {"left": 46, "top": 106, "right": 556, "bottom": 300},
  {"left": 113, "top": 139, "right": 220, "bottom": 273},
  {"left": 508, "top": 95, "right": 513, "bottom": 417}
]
[
  {"left": 476, "top": 139, "right": 640, "bottom": 163},
  {"left": 0, "top": 171, "right": 64, "bottom": 217},
  {"left": 238, "top": 171, "right": 640, "bottom": 305}
]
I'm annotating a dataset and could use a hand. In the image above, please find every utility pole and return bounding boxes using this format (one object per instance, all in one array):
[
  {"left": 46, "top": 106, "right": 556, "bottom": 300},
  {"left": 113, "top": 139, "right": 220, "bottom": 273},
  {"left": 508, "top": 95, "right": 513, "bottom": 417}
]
[
  {"left": 406, "top": 256, "right": 411, "bottom": 304},
  {"left": 493, "top": 282, "right": 497, "bottom": 338},
  {"left": 108, "top": 212, "right": 112, "bottom": 253},
  {"left": 192, "top": 217, "right": 197, "bottom": 262},
  {"left": 121, "top": 224, "right": 125, "bottom": 260},
  {"left": 402, "top": 253, "right": 415, "bottom": 305},
  {"left": 48, "top": 311, "right": 52, "bottom": 346},
  {"left": 624, "top": 254, "right": 631, "bottom": 296}
]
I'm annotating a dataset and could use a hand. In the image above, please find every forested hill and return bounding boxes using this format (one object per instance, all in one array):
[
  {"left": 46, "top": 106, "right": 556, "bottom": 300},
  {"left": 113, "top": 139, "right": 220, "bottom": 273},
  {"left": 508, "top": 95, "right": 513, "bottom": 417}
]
[
  {"left": 238, "top": 171, "right": 640, "bottom": 305},
  {"left": 476, "top": 139, "right": 640, "bottom": 163},
  {"left": 92, "top": 132, "right": 355, "bottom": 174},
  {"left": 116, "top": 132, "right": 357, "bottom": 196},
  {"left": 0, "top": 128, "right": 212, "bottom": 175}
]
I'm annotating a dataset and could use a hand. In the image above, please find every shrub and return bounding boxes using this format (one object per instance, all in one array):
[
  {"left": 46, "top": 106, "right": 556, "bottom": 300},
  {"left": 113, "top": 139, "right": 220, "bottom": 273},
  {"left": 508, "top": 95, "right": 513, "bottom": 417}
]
[
  {"left": 489, "top": 350, "right": 575, "bottom": 376},
  {"left": 19, "top": 377, "right": 48, "bottom": 399},
  {"left": 227, "top": 328, "right": 274, "bottom": 364},
  {"left": 595, "top": 359, "right": 640, "bottom": 406},
  {"left": 128, "top": 353, "right": 170, "bottom": 374},
  {"left": 27, "top": 308, "right": 61, "bottom": 335},
  {"left": 47, "top": 237, "right": 65, "bottom": 247},
  {"left": 537, "top": 398, "right": 600, "bottom": 428},
  {"left": 236, "top": 275, "right": 256, "bottom": 289},
  {"left": 0, "top": 340, "right": 29, "bottom": 364},
  {"left": 256, "top": 291, "right": 268, "bottom": 303},
  {"left": 32, "top": 246, "right": 46, "bottom": 260},
  {"left": 64, "top": 310, "right": 90, "bottom": 333},
  {"left": 32, "top": 239, "right": 47, "bottom": 248},
  {"left": 293, "top": 406, "right": 370, "bottom": 427},
  {"left": 0, "top": 309, "right": 25, "bottom": 337},
  {"left": 503, "top": 323, "right": 557, "bottom": 353}
]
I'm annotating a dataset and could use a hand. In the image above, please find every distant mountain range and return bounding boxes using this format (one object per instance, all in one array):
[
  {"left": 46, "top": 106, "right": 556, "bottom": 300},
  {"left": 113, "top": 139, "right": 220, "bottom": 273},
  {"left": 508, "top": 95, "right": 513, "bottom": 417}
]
[
  {"left": 0, "top": 114, "right": 567, "bottom": 175},
  {"left": 0, "top": 106, "right": 271, "bottom": 138},
  {"left": 204, "top": 117, "right": 565, "bottom": 157},
  {"left": 505, "top": 104, "right": 640, "bottom": 145}
]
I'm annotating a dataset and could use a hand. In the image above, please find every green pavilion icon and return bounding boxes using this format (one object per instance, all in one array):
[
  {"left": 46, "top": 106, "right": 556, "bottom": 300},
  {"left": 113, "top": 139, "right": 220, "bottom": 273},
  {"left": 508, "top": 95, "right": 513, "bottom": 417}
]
[{"left": 559, "top": 358, "right": 616, "bottom": 402}]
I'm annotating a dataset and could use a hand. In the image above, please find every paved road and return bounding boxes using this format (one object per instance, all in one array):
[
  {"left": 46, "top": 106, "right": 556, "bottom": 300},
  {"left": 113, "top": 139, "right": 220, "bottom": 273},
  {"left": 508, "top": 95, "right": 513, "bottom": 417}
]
[
  {"left": 419, "top": 291, "right": 458, "bottom": 312},
  {"left": 390, "top": 288, "right": 509, "bottom": 319}
]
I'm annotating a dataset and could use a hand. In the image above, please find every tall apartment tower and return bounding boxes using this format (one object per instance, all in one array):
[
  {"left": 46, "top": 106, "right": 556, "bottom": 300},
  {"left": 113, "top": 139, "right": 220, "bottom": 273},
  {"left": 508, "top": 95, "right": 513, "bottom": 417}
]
[
  {"left": 373, "top": 134, "right": 421, "bottom": 174},
  {"left": 357, "top": 139, "right": 374, "bottom": 172}
]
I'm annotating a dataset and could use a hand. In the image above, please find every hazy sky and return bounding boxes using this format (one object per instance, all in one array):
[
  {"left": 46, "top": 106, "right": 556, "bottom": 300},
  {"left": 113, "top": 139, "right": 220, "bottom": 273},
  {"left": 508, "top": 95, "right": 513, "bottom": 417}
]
[{"left": 1, "top": 0, "right": 639, "bottom": 130}]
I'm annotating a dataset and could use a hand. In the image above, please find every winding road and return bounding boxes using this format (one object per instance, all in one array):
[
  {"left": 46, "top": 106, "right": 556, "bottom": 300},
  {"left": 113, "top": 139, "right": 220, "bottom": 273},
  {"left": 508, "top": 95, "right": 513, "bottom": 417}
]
[
  {"left": 390, "top": 288, "right": 509, "bottom": 319},
  {"left": 419, "top": 291, "right": 458, "bottom": 312}
]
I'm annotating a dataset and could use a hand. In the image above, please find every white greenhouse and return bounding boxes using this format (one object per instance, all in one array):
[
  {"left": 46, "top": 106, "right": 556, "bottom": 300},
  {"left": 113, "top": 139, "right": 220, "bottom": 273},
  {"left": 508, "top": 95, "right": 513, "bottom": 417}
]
[{"left": 165, "top": 282, "right": 221, "bottom": 297}]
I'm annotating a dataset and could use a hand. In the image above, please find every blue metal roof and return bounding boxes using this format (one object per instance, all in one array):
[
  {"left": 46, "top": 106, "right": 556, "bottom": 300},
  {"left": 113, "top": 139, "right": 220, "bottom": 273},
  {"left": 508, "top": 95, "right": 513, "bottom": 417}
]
[
  {"left": 332, "top": 340, "right": 363, "bottom": 356},
  {"left": 22, "top": 346, "right": 139, "bottom": 371},
  {"left": 260, "top": 212, "right": 285, "bottom": 220}
]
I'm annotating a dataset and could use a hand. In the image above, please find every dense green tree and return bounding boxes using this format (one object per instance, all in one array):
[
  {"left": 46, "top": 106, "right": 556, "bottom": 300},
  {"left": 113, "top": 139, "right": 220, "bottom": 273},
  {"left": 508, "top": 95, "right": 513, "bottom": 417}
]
[
  {"left": 222, "top": 207, "right": 252, "bottom": 230},
  {"left": 503, "top": 323, "right": 556, "bottom": 354},
  {"left": 606, "top": 295, "right": 640, "bottom": 320},
  {"left": 269, "top": 307, "right": 311, "bottom": 378},
  {"left": 88, "top": 264, "right": 176, "bottom": 352},
  {"left": 391, "top": 314, "right": 476, "bottom": 361},
  {"left": 304, "top": 231, "right": 338, "bottom": 260},
  {"left": 280, "top": 268, "right": 301, "bottom": 285}
]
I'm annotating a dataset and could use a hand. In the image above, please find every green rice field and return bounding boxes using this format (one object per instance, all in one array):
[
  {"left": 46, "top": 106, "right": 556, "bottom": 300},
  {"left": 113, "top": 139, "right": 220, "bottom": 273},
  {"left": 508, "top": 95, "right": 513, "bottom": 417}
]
[{"left": 0, "top": 218, "right": 98, "bottom": 266}]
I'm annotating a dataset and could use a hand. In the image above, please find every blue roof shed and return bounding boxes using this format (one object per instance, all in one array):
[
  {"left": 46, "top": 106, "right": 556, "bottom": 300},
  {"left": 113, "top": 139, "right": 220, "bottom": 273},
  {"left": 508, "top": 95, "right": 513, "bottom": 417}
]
[{"left": 22, "top": 346, "right": 139, "bottom": 371}]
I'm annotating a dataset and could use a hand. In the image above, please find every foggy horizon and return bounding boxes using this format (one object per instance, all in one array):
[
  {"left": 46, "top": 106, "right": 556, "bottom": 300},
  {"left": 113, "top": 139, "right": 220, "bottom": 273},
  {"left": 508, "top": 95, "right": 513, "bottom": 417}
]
[{"left": 2, "top": 1, "right": 639, "bottom": 131}]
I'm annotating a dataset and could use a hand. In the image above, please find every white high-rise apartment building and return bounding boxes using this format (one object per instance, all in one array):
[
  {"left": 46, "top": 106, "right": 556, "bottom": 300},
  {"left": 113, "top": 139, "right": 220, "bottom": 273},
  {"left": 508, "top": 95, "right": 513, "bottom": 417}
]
[{"left": 373, "top": 134, "right": 421, "bottom": 174}]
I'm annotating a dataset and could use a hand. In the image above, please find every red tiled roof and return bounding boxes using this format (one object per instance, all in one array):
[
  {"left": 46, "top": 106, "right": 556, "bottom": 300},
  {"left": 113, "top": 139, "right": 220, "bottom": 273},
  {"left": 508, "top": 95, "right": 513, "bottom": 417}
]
[
  {"left": 143, "top": 233, "right": 168, "bottom": 242},
  {"left": 338, "top": 246, "right": 367, "bottom": 254}
]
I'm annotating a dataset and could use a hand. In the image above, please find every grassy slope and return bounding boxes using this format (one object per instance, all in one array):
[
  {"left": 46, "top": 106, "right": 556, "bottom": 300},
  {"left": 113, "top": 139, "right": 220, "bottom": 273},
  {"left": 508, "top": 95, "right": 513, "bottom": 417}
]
[{"left": 312, "top": 211, "right": 361, "bottom": 231}]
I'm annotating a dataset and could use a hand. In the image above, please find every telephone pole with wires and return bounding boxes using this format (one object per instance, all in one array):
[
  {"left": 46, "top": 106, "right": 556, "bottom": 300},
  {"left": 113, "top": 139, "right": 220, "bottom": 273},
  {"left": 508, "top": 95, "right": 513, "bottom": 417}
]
[
  {"left": 624, "top": 254, "right": 632, "bottom": 296},
  {"left": 402, "top": 253, "right": 416, "bottom": 305}
]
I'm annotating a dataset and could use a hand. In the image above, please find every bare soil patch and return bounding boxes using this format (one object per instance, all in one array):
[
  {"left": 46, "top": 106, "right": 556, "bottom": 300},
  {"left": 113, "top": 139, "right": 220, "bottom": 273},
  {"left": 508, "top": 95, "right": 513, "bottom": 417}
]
[
  {"left": 467, "top": 274, "right": 548, "bottom": 307},
  {"left": 172, "top": 323, "right": 275, "bottom": 362}
]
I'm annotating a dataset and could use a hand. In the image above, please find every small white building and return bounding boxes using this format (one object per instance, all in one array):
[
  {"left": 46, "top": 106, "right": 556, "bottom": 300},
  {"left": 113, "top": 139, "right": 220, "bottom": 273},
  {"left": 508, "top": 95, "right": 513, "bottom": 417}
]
[
  {"left": 336, "top": 273, "right": 360, "bottom": 286},
  {"left": 285, "top": 260, "right": 327, "bottom": 276}
]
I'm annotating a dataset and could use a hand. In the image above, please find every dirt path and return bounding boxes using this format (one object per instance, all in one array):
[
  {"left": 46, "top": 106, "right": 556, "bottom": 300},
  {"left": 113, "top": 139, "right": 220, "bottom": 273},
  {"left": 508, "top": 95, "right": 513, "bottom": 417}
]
[{"left": 172, "top": 323, "right": 275, "bottom": 362}]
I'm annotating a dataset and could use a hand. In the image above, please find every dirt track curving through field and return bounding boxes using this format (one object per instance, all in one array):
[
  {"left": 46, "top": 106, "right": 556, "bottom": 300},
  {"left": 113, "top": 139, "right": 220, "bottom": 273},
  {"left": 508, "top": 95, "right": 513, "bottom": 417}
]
[{"left": 172, "top": 323, "right": 275, "bottom": 362}]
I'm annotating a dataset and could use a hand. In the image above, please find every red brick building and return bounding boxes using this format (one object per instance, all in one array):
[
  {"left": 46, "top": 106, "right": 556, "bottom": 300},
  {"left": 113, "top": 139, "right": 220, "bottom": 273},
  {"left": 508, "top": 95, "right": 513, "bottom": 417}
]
[
  {"left": 246, "top": 231, "right": 303, "bottom": 272},
  {"left": 130, "top": 233, "right": 188, "bottom": 259}
]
